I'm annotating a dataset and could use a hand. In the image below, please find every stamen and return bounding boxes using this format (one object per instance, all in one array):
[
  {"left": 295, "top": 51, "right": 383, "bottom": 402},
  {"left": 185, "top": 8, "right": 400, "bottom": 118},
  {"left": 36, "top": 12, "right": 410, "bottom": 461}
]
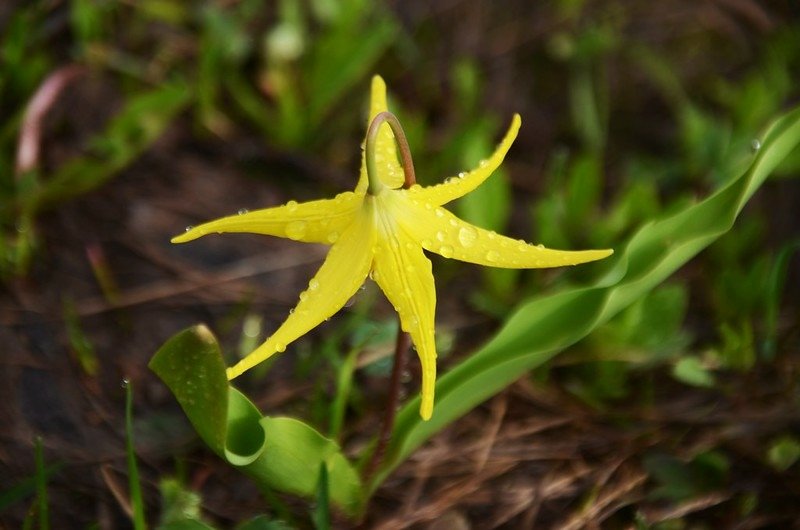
[{"left": 365, "top": 111, "right": 417, "bottom": 194}]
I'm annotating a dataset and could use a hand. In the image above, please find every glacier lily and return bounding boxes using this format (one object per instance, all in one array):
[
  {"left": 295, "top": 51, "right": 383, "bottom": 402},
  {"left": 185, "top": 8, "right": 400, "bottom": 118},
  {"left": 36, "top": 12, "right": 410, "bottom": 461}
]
[{"left": 173, "top": 75, "right": 613, "bottom": 420}]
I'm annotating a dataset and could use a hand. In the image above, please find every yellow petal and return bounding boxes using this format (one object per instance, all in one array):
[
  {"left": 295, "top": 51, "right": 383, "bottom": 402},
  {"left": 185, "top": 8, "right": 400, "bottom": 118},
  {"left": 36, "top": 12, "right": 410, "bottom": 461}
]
[
  {"left": 172, "top": 192, "right": 362, "bottom": 245},
  {"left": 356, "top": 75, "right": 405, "bottom": 194},
  {"left": 408, "top": 114, "right": 521, "bottom": 206},
  {"left": 393, "top": 192, "right": 613, "bottom": 268},
  {"left": 371, "top": 194, "right": 437, "bottom": 420},
  {"left": 226, "top": 206, "right": 375, "bottom": 379}
]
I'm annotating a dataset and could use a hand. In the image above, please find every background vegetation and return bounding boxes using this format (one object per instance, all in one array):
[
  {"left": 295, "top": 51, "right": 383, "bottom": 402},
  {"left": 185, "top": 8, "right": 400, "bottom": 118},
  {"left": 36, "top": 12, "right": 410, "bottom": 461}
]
[{"left": 1, "top": 0, "right": 799, "bottom": 528}]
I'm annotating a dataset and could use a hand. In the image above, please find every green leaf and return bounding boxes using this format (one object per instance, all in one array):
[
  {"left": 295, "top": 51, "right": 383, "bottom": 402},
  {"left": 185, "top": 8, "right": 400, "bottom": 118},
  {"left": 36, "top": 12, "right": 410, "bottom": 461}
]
[
  {"left": 372, "top": 105, "right": 800, "bottom": 490},
  {"left": 159, "top": 521, "right": 216, "bottom": 530},
  {"left": 311, "top": 464, "right": 330, "bottom": 530},
  {"left": 150, "top": 326, "right": 363, "bottom": 516},
  {"left": 158, "top": 478, "right": 204, "bottom": 527},
  {"left": 125, "top": 382, "right": 146, "bottom": 530},
  {"left": 236, "top": 516, "right": 295, "bottom": 530},
  {"left": 672, "top": 357, "right": 715, "bottom": 388},
  {"left": 306, "top": 12, "right": 396, "bottom": 125},
  {"left": 767, "top": 436, "right": 800, "bottom": 472}
]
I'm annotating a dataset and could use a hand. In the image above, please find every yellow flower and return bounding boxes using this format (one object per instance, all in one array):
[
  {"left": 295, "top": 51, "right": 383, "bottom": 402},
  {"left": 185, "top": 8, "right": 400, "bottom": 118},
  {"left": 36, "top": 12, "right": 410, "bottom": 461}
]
[{"left": 173, "top": 75, "right": 612, "bottom": 420}]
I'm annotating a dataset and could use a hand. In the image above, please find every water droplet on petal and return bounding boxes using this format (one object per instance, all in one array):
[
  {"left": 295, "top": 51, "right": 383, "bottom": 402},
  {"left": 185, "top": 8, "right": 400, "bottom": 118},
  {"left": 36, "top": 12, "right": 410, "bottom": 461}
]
[
  {"left": 458, "top": 172, "right": 466, "bottom": 178},
  {"left": 439, "top": 245, "right": 454, "bottom": 258},
  {"left": 435, "top": 208, "right": 445, "bottom": 218},
  {"left": 289, "top": 308, "right": 295, "bottom": 314},
  {"left": 424, "top": 203, "right": 432, "bottom": 210},
  {"left": 286, "top": 200, "right": 298, "bottom": 212},
  {"left": 479, "top": 159, "right": 488, "bottom": 167},
  {"left": 285, "top": 220, "right": 307, "bottom": 240},
  {"left": 185, "top": 226, "right": 193, "bottom": 232},
  {"left": 436, "top": 231, "right": 446, "bottom": 242},
  {"left": 121, "top": 378, "right": 130, "bottom": 388},
  {"left": 421, "top": 239, "right": 432, "bottom": 248},
  {"left": 238, "top": 208, "right": 248, "bottom": 215},
  {"left": 275, "top": 342, "right": 286, "bottom": 353},
  {"left": 409, "top": 184, "right": 422, "bottom": 192},
  {"left": 486, "top": 250, "right": 500, "bottom": 262},
  {"left": 309, "top": 279, "right": 319, "bottom": 290},
  {"left": 751, "top": 138, "right": 761, "bottom": 152},
  {"left": 487, "top": 231, "right": 497, "bottom": 239},
  {"left": 327, "top": 231, "right": 339, "bottom": 243},
  {"left": 299, "top": 290, "right": 309, "bottom": 301},
  {"left": 458, "top": 226, "right": 478, "bottom": 247},
  {"left": 536, "top": 243, "right": 545, "bottom": 249},
  {"left": 449, "top": 219, "right": 458, "bottom": 227}
]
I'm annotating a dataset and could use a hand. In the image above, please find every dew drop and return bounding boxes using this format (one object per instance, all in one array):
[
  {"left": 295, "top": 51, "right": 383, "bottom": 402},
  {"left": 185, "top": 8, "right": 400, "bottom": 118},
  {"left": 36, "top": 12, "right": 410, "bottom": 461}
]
[
  {"left": 275, "top": 342, "right": 286, "bottom": 353},
  {"left": 121, "top": 378, "right": 130, "bottom": 388},
  {"left": 299, "top": 290, "right": 309, "bottom": 302},
  {"left": 487, "top": 231, "right": 497, "bottom": 239},
  {"left": 309, "top": 278, "right": 320, "bottom": 290},
  {"left": 449, "top": 219, "right": 458, "bottom": 227},
  {"left": 238, "top": 208, "right": 248, "bottom": 215},
  {"left": 409, "top": 184, "right": 422, "bottom": 192},
  {"left": 536, "top": 243, "right": 545, "bottom": 249},
  {"left": 327, "top": 231, "right": 339, "bottom": 243},
  {"left": 478, "top": 159, "right": 488, "bottom": 167},
  {"left": 436, "top": 231, "right": 446, "bottom": 242},
  {"left": 286, "top": 200, "right": 298, "bottom": 212},
  {"left": 751, "top": 138, "right": 761, "bottom": 152},
  {"left": 439, "top": 245, "right": 454, "bottom": 258},
  {"left": 185, "top": 226, "right": 193, "bottom": 232},
  {"left": 486, "top": 250, "right": 500, "bottom": 262},
  {"left": 458, "top": 172, "right": 466, "bottom": 178},
  {"left": 421, "top": 239, "right": 432, "bottom": 248},
  {"left": 458, "top": 226, "right": 478, "bottom": 247},
  {"left": 285, "top": 220, "right": 307, "bottom": 240},
  {"left": 435, "top": 208, "right": 445, "bottom": 218},
  {"left": 289, "top": 308, "right": 295, "bottom": 314},
  {"left": 424, "top": 203, "right": 432, "bottom": 210}
]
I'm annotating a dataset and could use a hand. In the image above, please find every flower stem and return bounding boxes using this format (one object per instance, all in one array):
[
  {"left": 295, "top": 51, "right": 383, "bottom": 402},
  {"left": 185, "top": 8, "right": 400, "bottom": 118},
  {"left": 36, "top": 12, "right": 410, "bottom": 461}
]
[
  {"left": 365, "top": 111, "right": 416, "bottom": 194},
  {"left": 364, "top": 111, "right": 416, "bottom": 483},
  {"left": 365, "top": 327, "right": 410, "bottom": 481}
]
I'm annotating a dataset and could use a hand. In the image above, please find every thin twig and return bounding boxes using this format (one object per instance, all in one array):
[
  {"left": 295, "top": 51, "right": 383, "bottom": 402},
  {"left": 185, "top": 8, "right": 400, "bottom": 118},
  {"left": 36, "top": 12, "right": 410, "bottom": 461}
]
[{"left": 15, "top": 65, "right": 84, "bottom": 177}]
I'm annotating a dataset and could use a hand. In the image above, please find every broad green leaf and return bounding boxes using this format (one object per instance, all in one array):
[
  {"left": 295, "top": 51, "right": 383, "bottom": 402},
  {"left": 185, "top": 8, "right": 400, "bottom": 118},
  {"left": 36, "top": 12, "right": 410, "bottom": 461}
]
[
  {"left": 150, "top": 326, "right": 363, "bottom": 516},
  {"left": 372, "top": 105, "right": 800, "bottom": 490}
]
